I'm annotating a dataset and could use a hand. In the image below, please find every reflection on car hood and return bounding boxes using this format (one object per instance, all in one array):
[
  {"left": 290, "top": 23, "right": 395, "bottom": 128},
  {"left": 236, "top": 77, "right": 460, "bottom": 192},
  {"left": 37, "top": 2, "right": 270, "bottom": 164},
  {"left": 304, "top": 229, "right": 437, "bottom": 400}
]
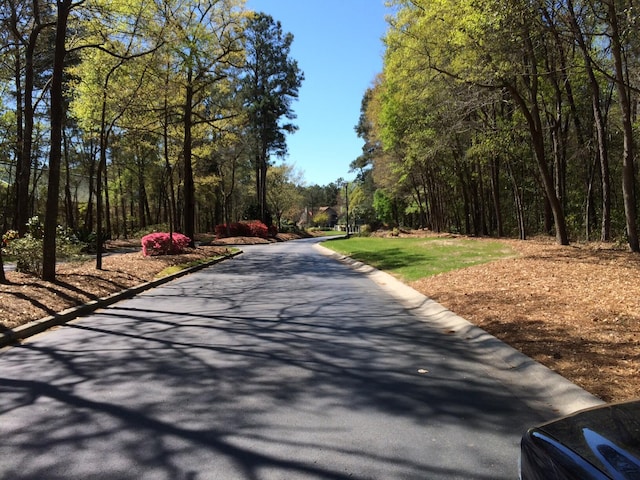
[{"left": 536, "top": 400, "right": 640, "bottom": 478}]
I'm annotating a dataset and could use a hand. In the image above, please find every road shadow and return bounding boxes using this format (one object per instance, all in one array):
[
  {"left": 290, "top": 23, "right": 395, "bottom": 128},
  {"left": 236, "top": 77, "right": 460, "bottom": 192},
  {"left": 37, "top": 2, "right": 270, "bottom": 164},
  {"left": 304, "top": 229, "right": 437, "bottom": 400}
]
[{"left": 0, "top": 239, "right": 551, "bottom": 479}]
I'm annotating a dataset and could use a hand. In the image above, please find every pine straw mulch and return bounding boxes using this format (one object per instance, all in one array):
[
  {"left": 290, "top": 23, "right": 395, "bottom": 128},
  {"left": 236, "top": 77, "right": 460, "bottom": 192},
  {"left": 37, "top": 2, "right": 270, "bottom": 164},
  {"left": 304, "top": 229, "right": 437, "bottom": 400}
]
[
  {"left": 0, "top": 244, "right": 233, "bottom": 331},
  {"left": 0, "top": 232, "right": 301, "bottom": 331},
  {"left": 409, "top": 235, "right": 640, "bottom": 403},
  {"left": 1, "top": 231, "right": 639, "bottom": 403}
]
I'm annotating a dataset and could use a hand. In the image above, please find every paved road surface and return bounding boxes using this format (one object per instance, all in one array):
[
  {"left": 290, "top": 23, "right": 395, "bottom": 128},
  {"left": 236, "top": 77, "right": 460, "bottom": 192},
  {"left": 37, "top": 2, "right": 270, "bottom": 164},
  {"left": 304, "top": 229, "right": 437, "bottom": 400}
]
[{"left": 0, "top": 238, "right": 598, "bottom": 479}]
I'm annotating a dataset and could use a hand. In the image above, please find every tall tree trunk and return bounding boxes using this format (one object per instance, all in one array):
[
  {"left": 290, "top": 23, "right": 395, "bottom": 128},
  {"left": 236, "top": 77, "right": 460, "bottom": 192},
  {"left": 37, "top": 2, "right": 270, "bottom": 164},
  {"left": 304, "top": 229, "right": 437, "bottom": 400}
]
[
  {"left": 63, "top": 124, "right": 75, "bottom": 230},
  {"left": 163, "top": 68, "right": 177, "bottom": 234},
  {"left": 508, "top": 159, "right": 527, "bottom": 241},
  {"left": 183, "top": 68, "right": 195, "bottom": 247},
  {"left": 607, "top": 1, "right": 639, "bottom": 252},
  {"left": 84, "top": 139, "right": 97, "bottom": 232},
  {"left": 42, "top": 0, "right": 72, "bottom": 281},
  {"left": 118, "top": 166, "right": 128, "bottom": 238},
  {"left": 260, "top": 144, "right": 268, "bottom": 224},
  {"left": 137, "top": 162, "right": 147, "bottom": 228},
  {"left": 507, "top": 81, "right": 568, "bottom": 244},
  {"left": 12, "top": 47, "right": 26, "bottom": 234},
  {"left": 0, "top": 248, "right": 5, "bottom": 284},
  {"left": 104, "top": 163, "right": 111, "bottom": 239},
  {"left": 96, "top": 130, "right": 107, "bottom": 269},
  {"left": 489, "top": 155, "right": 503, "bottom": 237},
  {"left": 567, "top": 0, "right": 611, "bottom": 242},
  {"left": 10, "top": 0, "right": 48, "bottom": 235}
]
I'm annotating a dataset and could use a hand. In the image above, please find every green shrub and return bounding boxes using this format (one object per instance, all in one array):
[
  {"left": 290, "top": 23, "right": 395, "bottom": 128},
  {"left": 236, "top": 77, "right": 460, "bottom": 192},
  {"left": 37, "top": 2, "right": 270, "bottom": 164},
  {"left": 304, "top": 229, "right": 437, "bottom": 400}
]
[
  {"left": 358, "top": 224, "right": 372, "bottom": 237},
  {"left": 6, "top": 236, "right": 43, "bottom": 275},
  {"left": 25, "top": 216, "right": 43, "bottom": 239},
  {"left": 2, "top": 230, "right": 19, "bottom": 247},
  {"left": 3, "top": 222, "right": 87, "bottom": 276}
]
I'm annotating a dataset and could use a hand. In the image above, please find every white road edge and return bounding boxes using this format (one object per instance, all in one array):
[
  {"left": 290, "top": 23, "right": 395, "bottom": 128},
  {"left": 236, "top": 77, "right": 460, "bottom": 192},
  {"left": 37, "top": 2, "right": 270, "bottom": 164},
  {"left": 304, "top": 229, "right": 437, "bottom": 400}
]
[{"left": 314, "top": 242, "right": 604, "bottom": 418}]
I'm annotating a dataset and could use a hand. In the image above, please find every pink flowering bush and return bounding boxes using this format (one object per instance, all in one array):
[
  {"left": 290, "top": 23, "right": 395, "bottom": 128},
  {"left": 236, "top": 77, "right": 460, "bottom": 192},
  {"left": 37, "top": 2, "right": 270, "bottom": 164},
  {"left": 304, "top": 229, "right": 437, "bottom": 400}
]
[
  {"left": 215, "top": 220, "right": 273, "bottom": 239},
  {"left": 141, "top": 232, "right": 191, "bottom": 256}
]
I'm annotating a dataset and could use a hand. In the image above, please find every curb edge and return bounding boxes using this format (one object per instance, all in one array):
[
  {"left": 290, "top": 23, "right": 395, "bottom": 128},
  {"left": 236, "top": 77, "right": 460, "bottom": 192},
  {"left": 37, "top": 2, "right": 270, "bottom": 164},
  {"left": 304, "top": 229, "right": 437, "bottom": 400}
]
[{"left": 0, "top": 250, "right": 242, "bottom": 348}]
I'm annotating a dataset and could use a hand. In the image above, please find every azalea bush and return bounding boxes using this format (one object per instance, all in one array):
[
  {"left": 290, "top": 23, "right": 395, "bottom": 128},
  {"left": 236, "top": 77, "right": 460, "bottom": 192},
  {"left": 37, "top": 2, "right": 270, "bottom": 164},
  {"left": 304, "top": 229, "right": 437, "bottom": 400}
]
[
  {"left": 215, "top": 220, "right": 273, "bottom": 239},
  {"left": 141, "top": 232, "right": 191, "bottom": 256}
]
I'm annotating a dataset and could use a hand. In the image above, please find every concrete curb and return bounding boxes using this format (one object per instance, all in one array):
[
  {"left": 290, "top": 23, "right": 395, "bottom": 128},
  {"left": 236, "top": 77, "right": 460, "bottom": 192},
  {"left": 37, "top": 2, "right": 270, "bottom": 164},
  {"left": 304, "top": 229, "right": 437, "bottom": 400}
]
[
  {"left": 0, "top": 250, "right": 242, "bottom": 348},
  {"left": 313, "top": 242, "right": 604, "bottom": 417}
]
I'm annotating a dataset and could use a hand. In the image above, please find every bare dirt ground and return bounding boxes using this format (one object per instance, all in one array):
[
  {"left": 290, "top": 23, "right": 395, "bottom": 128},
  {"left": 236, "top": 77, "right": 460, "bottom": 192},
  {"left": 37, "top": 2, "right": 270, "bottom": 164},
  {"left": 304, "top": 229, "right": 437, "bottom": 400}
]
[{"left": 1, "top": 232, "right": 638, "bottom": 403}]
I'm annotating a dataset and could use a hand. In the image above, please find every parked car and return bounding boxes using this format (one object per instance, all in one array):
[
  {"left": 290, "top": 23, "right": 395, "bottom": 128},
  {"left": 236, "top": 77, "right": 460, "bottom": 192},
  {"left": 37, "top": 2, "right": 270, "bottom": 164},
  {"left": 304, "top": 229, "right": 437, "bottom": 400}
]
[{"left": 520, "top": 399, "right": 640, "bottom": 480}]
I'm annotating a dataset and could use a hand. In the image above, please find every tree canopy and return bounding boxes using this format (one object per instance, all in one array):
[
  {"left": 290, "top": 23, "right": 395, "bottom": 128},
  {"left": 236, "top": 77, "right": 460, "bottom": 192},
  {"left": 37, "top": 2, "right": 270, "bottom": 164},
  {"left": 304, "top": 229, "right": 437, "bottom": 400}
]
[
  {"left": 0, "top": 0, "right": 311, "bottom": 280},
  {"left": 352, "top": 0, "right": 640, "bottom": 250},
  {"left": 3, "top": 0, "right": 640, "bottom": 282}
]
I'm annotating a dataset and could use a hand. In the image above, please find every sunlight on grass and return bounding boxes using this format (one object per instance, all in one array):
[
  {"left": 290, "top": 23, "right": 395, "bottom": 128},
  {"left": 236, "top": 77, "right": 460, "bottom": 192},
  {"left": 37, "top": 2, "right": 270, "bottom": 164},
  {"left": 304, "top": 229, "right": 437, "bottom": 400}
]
[
  {"left": 324, "top": 236, "right": 515, "bottom": 282},
  {"left": 155, "top": 256, "right": 225, "bottom": 279}
]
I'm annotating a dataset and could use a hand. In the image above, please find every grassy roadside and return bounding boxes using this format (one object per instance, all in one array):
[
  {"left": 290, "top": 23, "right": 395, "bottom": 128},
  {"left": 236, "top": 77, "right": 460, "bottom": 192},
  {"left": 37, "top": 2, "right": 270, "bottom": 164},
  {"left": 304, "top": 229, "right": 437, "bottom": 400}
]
[
  {"left": 155, "top": 249, "right": 240, "bottom": 278},
  {"left": 323, "top": 236, "right": 516, "bottom": 282}
]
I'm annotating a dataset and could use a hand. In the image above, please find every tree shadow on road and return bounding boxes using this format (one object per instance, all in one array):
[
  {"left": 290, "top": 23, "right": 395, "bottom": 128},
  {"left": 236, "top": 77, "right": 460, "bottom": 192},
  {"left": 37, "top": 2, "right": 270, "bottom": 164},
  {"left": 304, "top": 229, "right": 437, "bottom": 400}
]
[{"left": 0, "top": 240, "right": 552, "bottom": 479}]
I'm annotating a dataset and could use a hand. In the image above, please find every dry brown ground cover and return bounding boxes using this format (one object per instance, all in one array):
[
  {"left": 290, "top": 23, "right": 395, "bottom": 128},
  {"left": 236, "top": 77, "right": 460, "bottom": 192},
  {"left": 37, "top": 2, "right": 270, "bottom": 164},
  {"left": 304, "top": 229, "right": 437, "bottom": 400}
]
[
  {"left": 1, "top": 231, "right": 638, "bottom": 403},
  {"left": 410, "top": 236, "right": 640, "bottom": 403},
  {"left": 0, "top": 244, "right": 232, "bottom": 330},
  {"left": 0, "top": 233, "right": 296, "bottom": 330}
]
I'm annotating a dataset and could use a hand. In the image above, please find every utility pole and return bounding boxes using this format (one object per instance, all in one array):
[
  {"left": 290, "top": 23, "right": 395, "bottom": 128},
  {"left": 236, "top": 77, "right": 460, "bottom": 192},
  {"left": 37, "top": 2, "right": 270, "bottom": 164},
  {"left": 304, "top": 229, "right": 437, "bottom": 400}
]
[{"left": 345, "top": 182, "right": 350, "bottom": 238}]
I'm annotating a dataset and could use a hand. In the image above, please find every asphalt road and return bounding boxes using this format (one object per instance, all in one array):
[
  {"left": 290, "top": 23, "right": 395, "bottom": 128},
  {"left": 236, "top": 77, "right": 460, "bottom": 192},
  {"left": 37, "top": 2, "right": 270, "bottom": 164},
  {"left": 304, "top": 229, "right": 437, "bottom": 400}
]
[{"left": 0, "top": 237, "right": 600, "bottom": 479}]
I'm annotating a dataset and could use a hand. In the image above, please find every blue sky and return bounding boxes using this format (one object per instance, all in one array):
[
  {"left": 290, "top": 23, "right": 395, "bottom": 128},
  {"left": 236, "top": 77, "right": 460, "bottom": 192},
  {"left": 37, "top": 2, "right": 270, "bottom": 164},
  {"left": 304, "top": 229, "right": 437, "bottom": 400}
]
[{"left": 245, "top": 0, "right": 390, "bottom": 187}]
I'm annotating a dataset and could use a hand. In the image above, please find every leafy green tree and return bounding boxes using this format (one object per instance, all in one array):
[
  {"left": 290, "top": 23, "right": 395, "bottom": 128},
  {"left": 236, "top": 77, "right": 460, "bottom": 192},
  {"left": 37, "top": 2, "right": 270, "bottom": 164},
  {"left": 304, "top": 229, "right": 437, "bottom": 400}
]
[
  {"left": 240, "top": 12, "right": 303, "bottom": 224},
  {"left": 1, "top": 0, "right": 54, "bottom": 235},
  {"left": 164, "top": 0, "right": 245, "bottom": 246},
  {"left": 42, "top": 0, "right": 74, "bottom": 281},
  {"left": 373, "top": 189, "right": 394, "bottom": 226},
  {"left": 386, "top": 0, "right": 570, "bottom": 244},
  {"left": 71, "top": 34, "right": 162, "bottom": 267},
  {"left": 565, "top": 0, "right": 611, "bottom": 242},
  {"left": 311, "top": 211, "right": 329, "bottom": 228},
  {"left": 267, "top": 163, "right": 303, "bottom": 230},
  {"left": 602, "top": 0, "right": 640, "bottom": 251}
]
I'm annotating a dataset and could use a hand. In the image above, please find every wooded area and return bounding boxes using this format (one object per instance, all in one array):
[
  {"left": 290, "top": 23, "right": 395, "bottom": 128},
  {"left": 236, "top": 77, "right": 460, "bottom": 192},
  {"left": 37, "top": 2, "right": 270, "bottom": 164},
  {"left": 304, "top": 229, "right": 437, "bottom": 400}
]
[
  {"left": 0, "top": 0, "right": 318, "bottom": 280},
  {"left": 354, "top": 0, "right": 640, "bottom": 252},
  {"left": 2, "top": 0, "right": 640, "bottom": 282}
]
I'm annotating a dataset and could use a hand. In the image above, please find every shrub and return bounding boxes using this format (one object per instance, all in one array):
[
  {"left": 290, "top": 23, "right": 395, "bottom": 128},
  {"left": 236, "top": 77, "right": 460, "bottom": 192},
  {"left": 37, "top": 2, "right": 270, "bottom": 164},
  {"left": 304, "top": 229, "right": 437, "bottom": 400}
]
[
  {"left": 75, "top": 228, "right": 98, "bottom": 253},
  {"left": 215, "top": 220, "right": 271, "bottom": 239},
  {"left": 25, "top": 216, "right": 43, "bottom": 239},
  {"left": 3, "top": 224, "right": 85, "bottom": 276},
  {"left": 358, "top": 224, "right": 372, "bottom": 237},
  {"left": 5, "top": 236, "right": 42, "bottom": 275},
  {"left": 215, "top": 223, "right": 245, "bottom": 238},
  {"left": 141, "top": 232, "right": 191, "bottom": 256},
  {"left": 278, "top": 222, "right": 299, "bottom": 234},
  {"left": 246, "top": 220, "right": 269, "bottom": 238},
  {"left": 2, "top": 230, "right": 19, "bottom": 247}
]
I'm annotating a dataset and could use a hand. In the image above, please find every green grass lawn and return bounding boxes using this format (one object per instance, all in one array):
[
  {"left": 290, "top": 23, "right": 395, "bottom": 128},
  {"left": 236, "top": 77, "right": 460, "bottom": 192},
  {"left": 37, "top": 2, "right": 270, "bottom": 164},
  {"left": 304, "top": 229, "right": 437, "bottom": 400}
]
[{"left": 323, "top": 236, "right": 516, "bottom": 282}]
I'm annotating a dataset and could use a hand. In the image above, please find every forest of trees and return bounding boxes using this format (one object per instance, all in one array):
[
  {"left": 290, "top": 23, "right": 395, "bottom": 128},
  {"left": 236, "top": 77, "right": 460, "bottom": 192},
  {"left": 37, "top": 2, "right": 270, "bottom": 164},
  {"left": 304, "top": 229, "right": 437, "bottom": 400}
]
[
  {"left": 351, "top": 0, "right": 640, "bottom": 252},
  {"left": 0, "top": 0, "right": 323, "bottom": 280},
  {"left": 3, "top": 0, "right": 640, "bottom": 281}
]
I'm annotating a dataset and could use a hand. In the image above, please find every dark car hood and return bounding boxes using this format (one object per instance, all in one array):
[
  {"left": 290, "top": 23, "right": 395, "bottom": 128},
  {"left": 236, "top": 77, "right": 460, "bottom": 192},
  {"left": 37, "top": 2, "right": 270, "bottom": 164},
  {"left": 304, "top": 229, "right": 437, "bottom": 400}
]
[{"left": 531, "top": 400, "right": 640, "bottom": 479}]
